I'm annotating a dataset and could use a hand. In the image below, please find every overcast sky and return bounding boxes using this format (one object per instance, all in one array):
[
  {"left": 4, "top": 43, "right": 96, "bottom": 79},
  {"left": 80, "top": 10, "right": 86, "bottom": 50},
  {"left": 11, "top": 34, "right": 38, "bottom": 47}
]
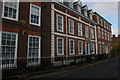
[{"left": 74, "top": 0, "right": 119, "bottom": 36}]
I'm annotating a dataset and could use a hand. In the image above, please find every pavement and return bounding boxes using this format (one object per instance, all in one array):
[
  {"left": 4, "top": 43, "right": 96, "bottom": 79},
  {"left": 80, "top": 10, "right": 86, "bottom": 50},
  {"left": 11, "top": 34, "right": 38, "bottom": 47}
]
[{"left": 32, "top": 58, "right": 119, "bottom": 80}]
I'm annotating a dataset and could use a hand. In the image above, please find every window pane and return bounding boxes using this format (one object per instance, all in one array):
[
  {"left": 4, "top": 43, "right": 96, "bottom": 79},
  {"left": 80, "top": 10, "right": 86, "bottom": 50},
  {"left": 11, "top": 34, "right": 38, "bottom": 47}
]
[
  {"left": 57, "top": 15, "right": 63, "bottom": 31},
  {"left": 28, "top": 36, "right": 40, "bottom": 64},
  {"left": 4, "top": 1, "right": 18, "bottom": 20},
  {"left": 85, "top": 26, "right": 89, "bottom": 38},
  {"left": 69, "top": 19, "right": 74, "bottom": 34},
  {"left": 79, "top": 42, "right": 82, "bottom": 54},
  {"left": 30, "top": 4, "right": 40, "bottom": 25},
  {"left": 78, "top": 23, "right": 82, "bottom": 36},
  {"left": 57, "top": 38, "right": 63, "bottom": 55},
  {"left": 70, "top": 40, "right": 74, "bottom": 54},
  {"left": 1, "top": 32, "right": 17, "bottom": 66},
  {"left": 12, "top": 35, "right": 16, "bottom": 40}
]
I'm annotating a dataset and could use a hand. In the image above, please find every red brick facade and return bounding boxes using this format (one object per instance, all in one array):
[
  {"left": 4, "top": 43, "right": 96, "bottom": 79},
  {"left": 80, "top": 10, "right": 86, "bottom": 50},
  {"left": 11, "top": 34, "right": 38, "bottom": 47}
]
[{"left": 1, "top": 1, "right": 112, "bottom": 71}]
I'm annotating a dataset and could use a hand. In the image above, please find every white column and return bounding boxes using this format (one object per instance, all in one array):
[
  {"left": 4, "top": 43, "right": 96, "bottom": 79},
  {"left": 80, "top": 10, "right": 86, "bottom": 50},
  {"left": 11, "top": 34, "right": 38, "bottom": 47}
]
[
  {"left": 65, "top": 10, "right": 68, "bottom": 59},
  {"left": 94, "top": 25, "right": 98, "bottom": 54},
  {"left": 51, "top": 3, "right": 55, "bottom": 63}
]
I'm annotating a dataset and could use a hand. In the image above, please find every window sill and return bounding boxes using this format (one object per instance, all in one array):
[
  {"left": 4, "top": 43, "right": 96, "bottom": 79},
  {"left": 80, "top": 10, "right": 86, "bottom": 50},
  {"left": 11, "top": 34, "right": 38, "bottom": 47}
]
[{"left": 2, "top": 16, "right": 18, "bottom": 21}]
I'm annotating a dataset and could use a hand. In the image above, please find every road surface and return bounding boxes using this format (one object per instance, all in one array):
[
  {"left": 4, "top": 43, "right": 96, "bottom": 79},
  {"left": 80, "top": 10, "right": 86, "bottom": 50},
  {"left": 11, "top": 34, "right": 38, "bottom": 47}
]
[{"left": 34, "top": 58, "right": 119, "bottom": 80}]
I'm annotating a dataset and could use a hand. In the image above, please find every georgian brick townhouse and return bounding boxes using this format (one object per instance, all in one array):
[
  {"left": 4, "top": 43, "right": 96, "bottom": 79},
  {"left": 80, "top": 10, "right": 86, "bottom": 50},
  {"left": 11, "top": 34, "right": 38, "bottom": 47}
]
[
  {"left": 1, "top": 1, "right": 42, "bottom": 70},
  {"left": 93, "top": 12, "right": 112, "bottom": 55},
  {"left": 41, "top": 1, "right": 112, "bottom": 67},
  {"left": 0, "top": 0, "right": 112, "bottom": 75}
]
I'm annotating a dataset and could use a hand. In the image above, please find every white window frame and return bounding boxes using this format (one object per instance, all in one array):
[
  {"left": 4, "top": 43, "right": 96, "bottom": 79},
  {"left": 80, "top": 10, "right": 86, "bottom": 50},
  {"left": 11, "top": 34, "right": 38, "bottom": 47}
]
[
  {"left": 106, "top": 23, "right": 108, "bottom": 30},
  {"left": 98, "top": 28, "right": 101, "bottom": 39},
  {"left": 107, "top": 32, "right": 108, "bottom": 41},
  {"left": 100, "top": 19, "right": 103, "bottom": 26},
  {"left": 69, "top": 19, "right": 74, "bottom": 34},
  {"left": 60, "top": 0, "right": 64, "bottom": 3},
  {"left": 108, "top": 32, "right": 110, "bottom": 41},
  {"left": 97, "top": 16, "right": 99, "bottom": 24},
  {"left": 103, "top": 30, "right": 105, "bottom": 40},
  {"left": 90, "top": 13, "right": 93, "bottom": 20},
  {"left": 91, "top": 28, "right": 94, "bottom": 39},
  {"left": 109, "top": 33, "right": 111, "bottom": 41},
  {"left": 78, "top": 41, "right": 83, "bottom": 55},
  {"left": 55, "top": 0, "right": 64, "bottom": 3},
  {"left": 105, "top": 23, "right": 108, "bottom": 29},
  {"left": 29, "top": 4, "right": 41, "bottom": 26},
  {"left": 69, "top": 39, "right": 75, "bottom": 55},
  {"left": 84, "top": 10, "right": 88, "bottom": 17},
  {"left": 2, "top": 0, "right": 19, "bottom": 21},
  {"left": 0, "top": 31, "right": 18, "bottom": 69},
  {"left": 57, "top": 14, "right": 64, "bottom": 32},
  {"left": 105, "top": 30, "right": 106, "bottom": 40},
  {"left": 108, "top": 24, "right": 110, "bottom": 30},
  {"left": 110, "top": 33, "right": 112, "bottom": 41},
  {"left": 91, "top": 42, "right": 95, "bottom": 54},
  {"left": 101, "top": 29, "right": 104, "bottom": 39},
  {"left": 109, "top": 25, "right": 111, "bottom": 31},
  {"left": 85, "top": 26, "right": 89, "bottom": 38},
  {"left": 103, "top": 21, "right": 105, "bottom": 27},
  {"left": 78, "top": 23, "right": 82, "bottom": 36},
  {"left": 99, "top": 44, "right": 102, "bottom": 54},
  {"left": 108, "top": 34, "right": 109, "bottom": 41},
  {"left": 85, "top": 42, "right": 90, "bottom": 55},
  {"left": 98, "top": 43, "right": 101, "bottom": 54},
  {"left": 57, "top": 37, "right": 64, "bottom": 55},
  {"left": 27, "top": 35, "right": 41, "bottom": 66}
]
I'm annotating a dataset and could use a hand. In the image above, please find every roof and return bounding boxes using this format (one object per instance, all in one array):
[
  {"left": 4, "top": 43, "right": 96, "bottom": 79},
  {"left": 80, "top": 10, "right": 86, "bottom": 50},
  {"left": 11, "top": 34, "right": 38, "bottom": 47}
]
[
  {"left": 94, "top": 12, "right": 112, "bottom": 25},
  {"left": 54, "top": 2, "right": 97, "bottom": 25}
]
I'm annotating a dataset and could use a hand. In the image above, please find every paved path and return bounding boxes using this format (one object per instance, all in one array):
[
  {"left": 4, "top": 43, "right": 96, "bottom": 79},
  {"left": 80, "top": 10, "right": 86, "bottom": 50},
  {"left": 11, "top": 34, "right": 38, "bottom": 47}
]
[{"left": 34, "top": 58, "right": 119, "bottom": 79}]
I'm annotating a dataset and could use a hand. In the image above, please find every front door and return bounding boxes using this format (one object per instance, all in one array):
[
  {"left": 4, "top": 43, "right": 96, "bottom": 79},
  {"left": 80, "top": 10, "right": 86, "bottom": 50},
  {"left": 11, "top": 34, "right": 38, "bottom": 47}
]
[{"left": 86, "top": 43, "right": 90, "bottom": 55}]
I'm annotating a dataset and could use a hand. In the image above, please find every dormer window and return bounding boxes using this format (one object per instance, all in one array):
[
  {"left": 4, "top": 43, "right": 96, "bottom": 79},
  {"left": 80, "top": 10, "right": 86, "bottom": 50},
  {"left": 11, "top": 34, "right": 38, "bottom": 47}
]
[
  {"left": 88, "top": 9, "right": 93, "bottom": 20},
  {"left": 84, "top": 10, "right": 88, "bottom": 17},
  {"left": 90, "top": 14, "right": 92, "bottom": 20},
  {"left": 82, "top": 5, "right": 88, "bottom": 17},
  {"left": 64, "top": 0, "right": 74, "bottom": 8},
  {"left": 55, "top": 0, "right": 63, "bottom": 3},
  {"left": 73, "top": 0, "right": 82, "bottom": 13},
  {"left": 69, "top": 0, "right": 74, "bottom": 8},
  {"left": 59, "top": 0, "right": 63, "bottom": 3}
]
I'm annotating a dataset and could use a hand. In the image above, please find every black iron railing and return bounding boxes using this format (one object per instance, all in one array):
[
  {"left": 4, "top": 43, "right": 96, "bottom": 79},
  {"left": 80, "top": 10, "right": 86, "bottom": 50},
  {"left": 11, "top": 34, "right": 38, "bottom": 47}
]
[{"left": 1, "top": 54, "right": 109, "bottom": 78}]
